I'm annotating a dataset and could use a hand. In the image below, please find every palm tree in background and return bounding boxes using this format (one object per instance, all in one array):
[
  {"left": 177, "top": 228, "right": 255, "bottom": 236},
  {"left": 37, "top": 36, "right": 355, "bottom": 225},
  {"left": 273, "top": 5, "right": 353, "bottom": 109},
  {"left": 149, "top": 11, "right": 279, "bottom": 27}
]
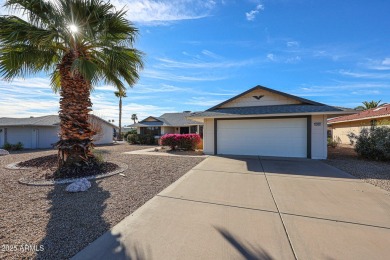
[
  {"left": 0, "top": 0, "right": 143, "bottom": 169},
  {"left": 131, "top": 114, "right": 138, "bottom": 124},
  {"left": 355, "top": 100, "right": 382, "bottom": 110},
  {"left": 115, "top": 90, "right": 126, "bottom": 140}
]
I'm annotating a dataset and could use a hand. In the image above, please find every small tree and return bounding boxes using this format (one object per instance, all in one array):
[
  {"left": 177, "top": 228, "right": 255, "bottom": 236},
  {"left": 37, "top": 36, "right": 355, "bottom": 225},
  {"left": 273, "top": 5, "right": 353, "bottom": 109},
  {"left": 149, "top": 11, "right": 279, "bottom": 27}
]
[
  {"left": 131, "top": 114, "right": 138, "bottom": 124},
  {"left": 115, "top": 90, "right": 127, "bottom": 140},
  {"left": 355, "top": 100, "right": 382, "bottom": 110}
]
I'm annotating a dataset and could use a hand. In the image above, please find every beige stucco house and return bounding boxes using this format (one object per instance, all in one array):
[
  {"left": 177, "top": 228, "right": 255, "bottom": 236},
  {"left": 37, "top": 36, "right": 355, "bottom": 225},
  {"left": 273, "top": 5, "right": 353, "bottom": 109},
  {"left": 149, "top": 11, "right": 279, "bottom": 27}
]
[
  {"left": 328, "top": 104, "right": 390, "bottom": 144},
  {"left": 189, "top": 85, "right": 354, "bottom": 159}
]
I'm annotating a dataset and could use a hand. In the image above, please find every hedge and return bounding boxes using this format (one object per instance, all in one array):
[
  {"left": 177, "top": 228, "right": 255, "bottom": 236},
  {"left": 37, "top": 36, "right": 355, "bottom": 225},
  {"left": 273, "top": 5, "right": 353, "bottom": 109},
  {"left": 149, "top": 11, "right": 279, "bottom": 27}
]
[
  {"left": 160, "top": 134, "right": 201, "bottom": 151},
  {"left": 127, "top": 134, "right": 156, "bottom": 145}
]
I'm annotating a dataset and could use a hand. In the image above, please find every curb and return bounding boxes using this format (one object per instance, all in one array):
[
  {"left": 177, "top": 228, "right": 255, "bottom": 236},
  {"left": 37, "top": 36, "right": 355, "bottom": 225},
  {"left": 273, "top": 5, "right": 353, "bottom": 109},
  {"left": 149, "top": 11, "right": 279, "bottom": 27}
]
[{"left": 12, "top": 161, "right": 128, "bottom": 186}]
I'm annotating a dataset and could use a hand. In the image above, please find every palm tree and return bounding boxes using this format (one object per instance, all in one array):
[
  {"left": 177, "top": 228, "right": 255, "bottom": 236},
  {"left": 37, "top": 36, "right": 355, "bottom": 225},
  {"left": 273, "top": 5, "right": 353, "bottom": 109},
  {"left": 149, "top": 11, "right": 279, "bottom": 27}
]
[
  {"left": 131, "top": 113, "right": 138, "bottom": 124},
  {"left": 355, "top": 100, "right": 382, "bottom": 110},
  {"left": 115, "top": 90, "right": 126, "bottom": 140},
  {"left": 0, "top": 0, "right": 143, "bottom": 168}
]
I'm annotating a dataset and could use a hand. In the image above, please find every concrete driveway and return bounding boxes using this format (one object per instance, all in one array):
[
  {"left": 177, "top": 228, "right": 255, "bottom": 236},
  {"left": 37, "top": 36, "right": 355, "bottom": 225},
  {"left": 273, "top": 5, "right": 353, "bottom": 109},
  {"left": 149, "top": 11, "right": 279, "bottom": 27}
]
[{"left": 73, "top": 156, "right": 390, "bottom": 260}]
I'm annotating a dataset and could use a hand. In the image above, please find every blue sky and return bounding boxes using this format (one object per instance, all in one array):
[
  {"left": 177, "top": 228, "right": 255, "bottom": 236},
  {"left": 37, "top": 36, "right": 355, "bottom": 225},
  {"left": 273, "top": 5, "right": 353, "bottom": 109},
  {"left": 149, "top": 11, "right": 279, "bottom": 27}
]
[{"left": 1, "top": 0, "right": 389, "bottom": 125}]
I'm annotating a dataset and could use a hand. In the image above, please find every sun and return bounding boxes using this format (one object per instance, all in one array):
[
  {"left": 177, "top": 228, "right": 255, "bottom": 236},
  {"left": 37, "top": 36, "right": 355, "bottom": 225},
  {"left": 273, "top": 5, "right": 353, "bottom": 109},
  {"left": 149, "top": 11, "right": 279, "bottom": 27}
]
[{"left": 68, "top": 24, "right": 78, "bottom": 33}]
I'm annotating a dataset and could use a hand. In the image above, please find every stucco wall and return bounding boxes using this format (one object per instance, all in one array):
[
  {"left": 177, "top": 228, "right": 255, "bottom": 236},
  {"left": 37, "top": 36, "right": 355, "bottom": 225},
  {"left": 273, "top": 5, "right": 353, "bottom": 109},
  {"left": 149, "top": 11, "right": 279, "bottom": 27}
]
[
  {"left": 203, "top": 118, "right": 215, "bottom": 155},
  {"left": 330, "top": 118, "right": 390, "bottom": 145},
  {"left": 94, "top": 122, "right": 114, "bottom": 144},
  {"left": 38, "top": 126, "right": 59, "bottom": 148},
  {"left": 5, "top": 127, "right": 33, "bottom": 148},
  {"left": 311, "top": 115, "right": 327, "bottom": 159},
  {"left": 220, "top": 89, "right": 301, "bottom": 108},
  {"left": 161, "top": 127, "right": 174, "bottom": 135}
]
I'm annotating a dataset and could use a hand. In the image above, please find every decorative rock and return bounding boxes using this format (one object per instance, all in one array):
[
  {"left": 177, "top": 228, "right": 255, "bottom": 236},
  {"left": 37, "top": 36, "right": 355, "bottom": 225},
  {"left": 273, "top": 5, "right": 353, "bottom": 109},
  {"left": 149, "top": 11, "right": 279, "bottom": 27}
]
[
  {"left": 0, "top": 149, "right": 9, "bottom": 156},
  {"left": 65, "top": 178, "right": 91, "bottom": 192}
]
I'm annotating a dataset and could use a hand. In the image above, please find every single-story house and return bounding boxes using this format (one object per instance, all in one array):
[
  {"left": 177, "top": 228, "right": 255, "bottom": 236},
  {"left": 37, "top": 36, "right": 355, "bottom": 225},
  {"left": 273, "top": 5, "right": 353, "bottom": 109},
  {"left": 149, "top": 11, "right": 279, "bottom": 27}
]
[
  {"left": 189, "top": 85, "right": 355, "bottom": 159},
  {"left": 0, "top": 115, "right": 118, "bottom": 149},
  {"left": 128, "top": 112, "right": 203, "bottom": 137},
  {"left": 328, "top": 103, "right": 390, "bottom": 144}
]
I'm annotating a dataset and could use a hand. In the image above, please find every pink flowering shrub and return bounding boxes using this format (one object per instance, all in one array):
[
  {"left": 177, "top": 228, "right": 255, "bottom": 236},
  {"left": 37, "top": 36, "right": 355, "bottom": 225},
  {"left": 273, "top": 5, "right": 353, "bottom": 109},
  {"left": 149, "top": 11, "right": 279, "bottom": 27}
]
[{"left": 161, "top": 134, "right": 201, "bottom": 151}]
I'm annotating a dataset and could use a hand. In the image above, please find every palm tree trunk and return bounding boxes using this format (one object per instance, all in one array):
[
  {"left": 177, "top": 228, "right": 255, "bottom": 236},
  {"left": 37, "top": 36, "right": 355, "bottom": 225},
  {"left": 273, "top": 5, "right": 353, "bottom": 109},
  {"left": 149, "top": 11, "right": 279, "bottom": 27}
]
[
  {"left": 56, "top": 51, "right": 95, "bottom": 168},
  {"left": 118, "top": 96, "right": 122, "bottom": 140}
]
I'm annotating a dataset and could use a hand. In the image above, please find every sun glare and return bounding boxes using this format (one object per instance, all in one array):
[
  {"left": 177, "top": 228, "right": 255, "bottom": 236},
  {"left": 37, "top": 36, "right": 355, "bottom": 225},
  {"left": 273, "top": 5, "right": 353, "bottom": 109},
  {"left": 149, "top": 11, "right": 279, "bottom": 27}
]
[{"left": 69, "top": 24, "right": 78, "bottom": 33}]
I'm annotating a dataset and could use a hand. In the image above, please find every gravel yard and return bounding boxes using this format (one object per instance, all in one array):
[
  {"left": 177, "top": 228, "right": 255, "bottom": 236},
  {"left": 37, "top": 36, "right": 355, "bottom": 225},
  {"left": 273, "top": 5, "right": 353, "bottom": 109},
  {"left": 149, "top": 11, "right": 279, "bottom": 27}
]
[
  {"left": 325, "top": 145, "right": 390, "bottom": 192},
  {"left": 0, "top": 143, "right": 205, "bottom": 259}
]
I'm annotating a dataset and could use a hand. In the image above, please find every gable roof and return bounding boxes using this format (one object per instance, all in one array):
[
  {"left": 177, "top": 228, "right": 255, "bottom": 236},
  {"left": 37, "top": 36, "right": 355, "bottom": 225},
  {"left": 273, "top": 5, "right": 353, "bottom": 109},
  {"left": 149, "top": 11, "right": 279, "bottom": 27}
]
[
  {"left": 0, "top": 115, "right": 119, "bottom": 128},
  {"left": 328, "top": 104, "right": 390, "bottom": 124},
  {"left": 189, "top": 85, "right": 355, "bottom": 119},
  {"left": 207, "top": 85, "right": 324, "bottom": 111},
  {"left": 131, "top": 112, "right": 202, "bottom": 127}
]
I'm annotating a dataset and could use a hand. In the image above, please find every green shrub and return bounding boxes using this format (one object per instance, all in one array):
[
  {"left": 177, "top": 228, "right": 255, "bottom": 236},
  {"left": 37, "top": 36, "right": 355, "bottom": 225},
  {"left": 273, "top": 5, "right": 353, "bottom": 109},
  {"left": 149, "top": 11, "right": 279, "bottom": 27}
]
[
  {"left": 2, "top": 142, "right": 12, "bottom": 151},
  {"left": 2, "top": 142, "right": 24, "bottom": 151},
  {"left": 127, "top": 134, "right": 138, "bottom": 144},
  {"left": 92, "top": 149, "right": 105, "bottom": 166},
  {"left": 327, "top": 137, "right": 339, "bottom": 148},
  {"left": 350, "top": 126, "right": 390, "bottom": 161},
  {"left": 126, "top": 134, "right": 155, "bottom": 145}
]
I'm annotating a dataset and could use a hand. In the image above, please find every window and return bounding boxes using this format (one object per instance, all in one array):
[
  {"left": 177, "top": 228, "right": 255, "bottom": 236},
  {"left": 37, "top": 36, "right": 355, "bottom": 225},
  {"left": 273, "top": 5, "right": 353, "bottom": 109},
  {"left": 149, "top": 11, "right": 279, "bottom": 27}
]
[
  {"left": 190, "top": 125, "right": 197, "bottom": 133},
  {"left": 199, "top": 125, "right": 204, "bottom": 138},
  {"left": 141, "top": 127, "right": 161, "bottom": 136}
]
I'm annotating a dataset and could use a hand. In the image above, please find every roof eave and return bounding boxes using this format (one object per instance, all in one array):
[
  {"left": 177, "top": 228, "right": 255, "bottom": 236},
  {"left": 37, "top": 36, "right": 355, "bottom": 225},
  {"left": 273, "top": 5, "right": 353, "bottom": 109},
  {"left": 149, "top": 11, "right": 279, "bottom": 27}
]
[{"left": 189, "top": 110, "right": 356, "bottom": 120}]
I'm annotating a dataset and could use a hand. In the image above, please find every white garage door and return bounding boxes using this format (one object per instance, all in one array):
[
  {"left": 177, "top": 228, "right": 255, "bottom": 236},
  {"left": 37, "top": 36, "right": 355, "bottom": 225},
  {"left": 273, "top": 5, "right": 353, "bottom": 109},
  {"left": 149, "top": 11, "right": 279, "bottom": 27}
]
[{"left": 217, "top": 118, "right": 307, "bottom": 158}]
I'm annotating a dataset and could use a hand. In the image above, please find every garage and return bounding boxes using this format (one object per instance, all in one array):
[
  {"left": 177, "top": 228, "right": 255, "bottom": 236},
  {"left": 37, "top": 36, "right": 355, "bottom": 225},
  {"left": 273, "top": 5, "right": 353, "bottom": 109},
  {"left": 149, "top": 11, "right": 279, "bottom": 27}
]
[
  {"left": 217, "top": 117, "right": 308, "bottom": 157},
  {"left": 189, "top": 85, "right": 354, "bottom": 159}
]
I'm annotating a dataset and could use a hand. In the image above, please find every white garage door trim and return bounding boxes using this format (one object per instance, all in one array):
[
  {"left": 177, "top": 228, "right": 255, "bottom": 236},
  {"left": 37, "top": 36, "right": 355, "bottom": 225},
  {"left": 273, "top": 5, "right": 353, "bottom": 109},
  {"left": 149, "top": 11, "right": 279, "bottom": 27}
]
[{"left": 215, "top": 116, "right": 311, "bottom": 158}]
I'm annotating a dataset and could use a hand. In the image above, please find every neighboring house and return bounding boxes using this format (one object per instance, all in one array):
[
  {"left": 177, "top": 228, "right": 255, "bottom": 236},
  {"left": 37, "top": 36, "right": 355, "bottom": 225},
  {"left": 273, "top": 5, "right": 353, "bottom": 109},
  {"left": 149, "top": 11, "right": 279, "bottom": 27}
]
[
  {"left": 0, "top": 115, "right": 118, "bottom": 149},
  {"left": 129, "top": 112, "right": 203, "bottom": 137},
  {"left": 189, "top": 85, "right": 355, "bottom": 159},
  {"left": 328, "top": 104, "right": 390, "bottom": 144}
]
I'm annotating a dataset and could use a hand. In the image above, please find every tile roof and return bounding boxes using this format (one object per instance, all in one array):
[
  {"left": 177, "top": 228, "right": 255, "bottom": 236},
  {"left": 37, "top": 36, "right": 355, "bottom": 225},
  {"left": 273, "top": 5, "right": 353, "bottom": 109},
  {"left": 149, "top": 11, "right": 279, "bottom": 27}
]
[
  {"left": 328, "top": 104, "right": 390, "bottom": 124},
  {"left": 190, "top": 104, "right": 352, "bottom": 118},
  {"left": 128, "top": 112, "right": 202, "bottom": 127}
]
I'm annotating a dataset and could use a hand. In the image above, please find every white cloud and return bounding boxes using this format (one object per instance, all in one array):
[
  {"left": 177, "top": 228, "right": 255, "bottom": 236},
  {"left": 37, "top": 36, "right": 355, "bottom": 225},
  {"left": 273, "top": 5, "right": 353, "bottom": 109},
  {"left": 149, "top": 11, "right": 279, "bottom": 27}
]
[
  {"left": 287, "top": 41, "right": 299, "bottom": 47},
  {"left": 156, "top": 57, "right": 255, "bottom": 69},
  {"left": 245, "top": 4, "right": 264, "bottom": 21},
  {"left": 201, "top": 50, "right": 223, "bottom": 59},
  {"left": 285, "top": 55, "right": 301, "bottom": 63},
  {"left": 142, "top": 69, "right": 228, "bottom": 81},
  {"left": 339, "top": 70, "right": 390, "bottom": 79},
  {"left": 266, "top": 53, "right": 275, "bottom": 61},
  {"left": 110, "top": 0, "right": 216, "bottom": 25},
  {"left": 382, "top": 58, "right": 390, "bottom": 65}
]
